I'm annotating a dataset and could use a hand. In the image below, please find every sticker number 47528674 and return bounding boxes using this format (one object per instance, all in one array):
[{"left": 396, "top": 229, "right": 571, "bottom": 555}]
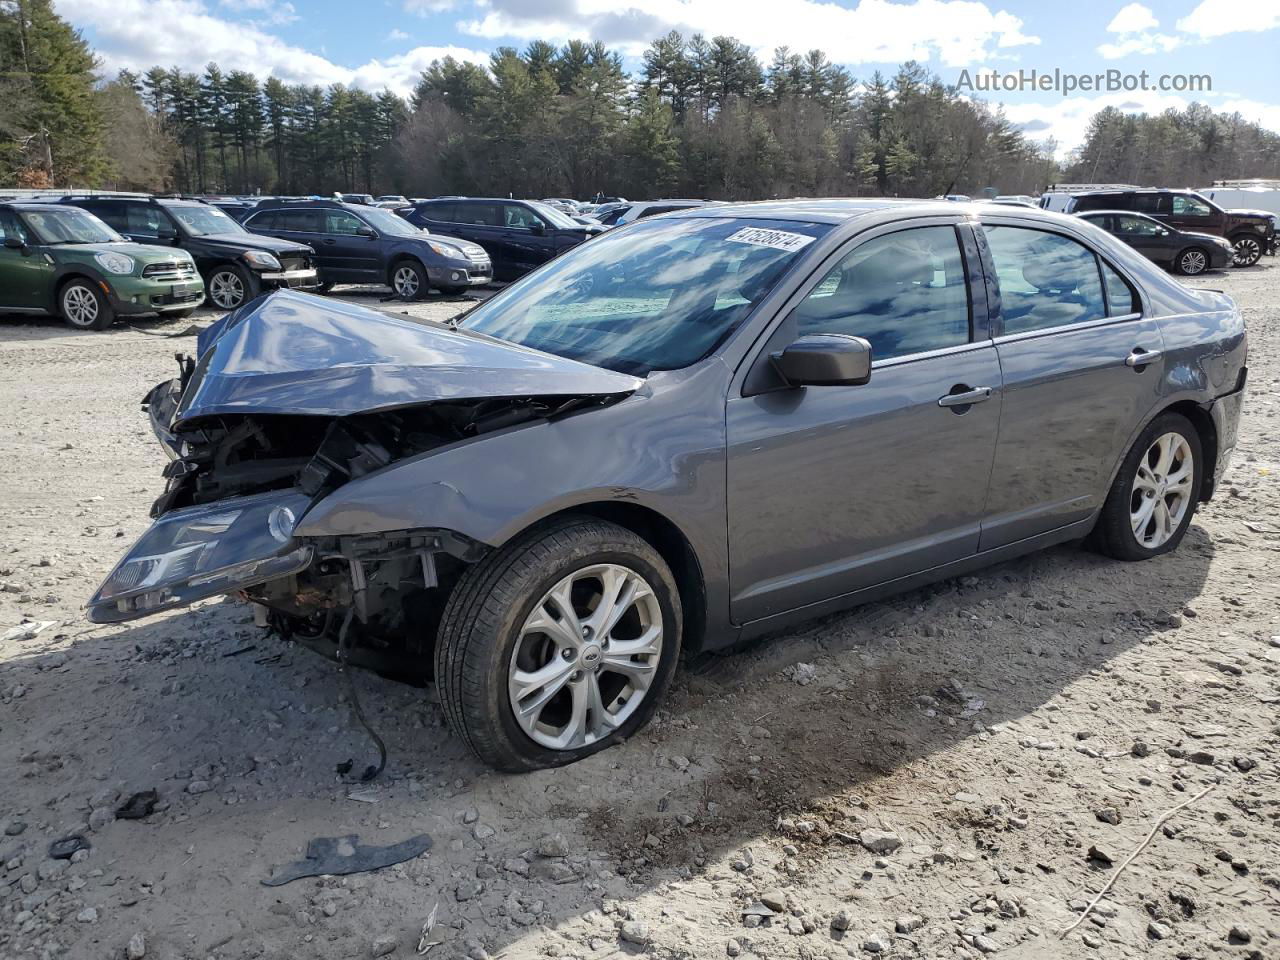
[{"left": 725, "top": 227, "right": 817, "bottom": 253}]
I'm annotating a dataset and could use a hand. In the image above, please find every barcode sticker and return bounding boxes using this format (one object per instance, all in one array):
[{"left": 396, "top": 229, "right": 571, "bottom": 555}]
[{"left": 725, "top": 227, "right": 816, "bottom": 253}]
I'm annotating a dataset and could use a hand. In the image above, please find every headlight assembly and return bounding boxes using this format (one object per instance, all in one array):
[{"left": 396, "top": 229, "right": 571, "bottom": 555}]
[
  {"left": 87, "top": 490, "right": 314, "bottom": 623},
  {"left": 429, "top": 241, "right": 464, "bottom": 259},
  {"left": 243, "top": 250, "right": 282, "bottom": 270},
  {"left": 95, "top": 251, "right": 136, "bottom": 275}
]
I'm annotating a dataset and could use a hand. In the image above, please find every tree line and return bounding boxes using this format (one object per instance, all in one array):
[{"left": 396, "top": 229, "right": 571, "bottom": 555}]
[{"left": 3, "top": 0, "right": 1280, "bottom": 200}]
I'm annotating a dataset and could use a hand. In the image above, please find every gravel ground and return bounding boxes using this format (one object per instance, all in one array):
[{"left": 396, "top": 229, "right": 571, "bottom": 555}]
[{"left": 1, "top": 266, "right": 1277, "bottom": 960}]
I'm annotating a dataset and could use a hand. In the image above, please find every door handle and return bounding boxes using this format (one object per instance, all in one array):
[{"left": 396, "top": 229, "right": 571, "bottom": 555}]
[
  {"left": 1125, "top": 347, "right": 1162, "bottom": 367},
  {"left": 938, "top": 386, "right": 993, "bottom": 408},
  {"left": 321, "top": 238, "right": 336, "bottom": 245}
]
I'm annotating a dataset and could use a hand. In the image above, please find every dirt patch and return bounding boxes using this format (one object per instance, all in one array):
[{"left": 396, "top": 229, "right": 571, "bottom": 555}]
[{"left": 1, "top": 267, "right": 1278, "bottom": 960}]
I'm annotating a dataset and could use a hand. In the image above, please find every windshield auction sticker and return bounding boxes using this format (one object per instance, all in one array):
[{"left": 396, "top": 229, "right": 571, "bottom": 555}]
[{"left": 725, "top": 227, "right": 816, "bottom": 252}]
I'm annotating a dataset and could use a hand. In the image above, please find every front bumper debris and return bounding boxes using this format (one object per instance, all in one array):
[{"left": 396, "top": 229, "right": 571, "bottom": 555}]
[{"left": 87, "top": 489, "right": 315, "bottom": 623}]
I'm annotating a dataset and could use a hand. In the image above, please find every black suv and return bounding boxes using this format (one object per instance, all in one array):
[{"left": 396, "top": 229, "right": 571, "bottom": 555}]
[
  {"left": 55, "top": 195, "right": 319, "bottom": 310},
  {"left": 402, "top": 198, "right": 604, "bottom": 280},
  {"left": 243, "top": 199, "right": 492, "bottom": 298},
  {"left": 1067, "top": 189, "right": 1276, "bottom": 267}
]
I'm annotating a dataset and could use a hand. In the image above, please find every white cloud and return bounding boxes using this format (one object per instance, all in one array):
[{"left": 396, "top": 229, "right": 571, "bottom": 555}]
[
  {"left": 1105, "top": 3, "right": 1158, "bottom": 34},
  {"left": 1097, "top": 31, "right": 1181, "bottom": 59},
  {"left": 404, "top": 0, "right": 457, "bottom": 13},
  {"left": 387, "top": 28, "right": 411, "bottom": 41},
  {"left": 55, "top": 0, "right": 488, "bottom": 95},
  {"left": 1217, "top": 98, "right": 1280, "bottom": 133},
  {"left": 1177, "top": 0, "right": 1280, "bottom": 39},
  {"left": 1097, "top": 2, "right": 1180, "bottom": 59},
  {"left": 458, "top": 0, "right": 1039, "bottom": 67}
]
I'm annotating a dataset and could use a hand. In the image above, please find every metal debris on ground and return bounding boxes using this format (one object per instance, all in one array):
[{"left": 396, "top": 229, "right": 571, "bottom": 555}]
[{"left": 262, "top": 833, "right": 432, "bottom": 886}]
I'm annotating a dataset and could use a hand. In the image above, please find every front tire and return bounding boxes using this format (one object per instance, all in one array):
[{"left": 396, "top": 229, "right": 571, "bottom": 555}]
[
  {"left": 1174, "top": 247, "right": 1209, "bottom": 276},
  {"left": 206, "top": 264, "right": 258, "bottom": 310},
  {"left": 1230, "top": 234, "right": 1262, "bottom": 268},
  {"left": 1091, "top": 412, "right": 1202, "bottom": 561},
  {"left": 59, "top": 279, "right": 114, "bottom": 331},
  {"left": 435, "top": 517, "right": 682, "bottom": 772},
  {"left": 390, "top": 260, "right": 428, "bottom": 300}
]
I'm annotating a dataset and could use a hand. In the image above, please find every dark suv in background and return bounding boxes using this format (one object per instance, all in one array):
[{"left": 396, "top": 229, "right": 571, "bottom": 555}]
[
  {"left": 243, "top": 199, "right": 491, "bottom": 298},
  {"left": 55, "top": 195, "right": 318, "bottom": 309},
  {"left": 402, "top": 198, "right": 604, "bottom": 279},
  {"left": 1067, "top": 188, "right": 1276, "bottom": 266}
]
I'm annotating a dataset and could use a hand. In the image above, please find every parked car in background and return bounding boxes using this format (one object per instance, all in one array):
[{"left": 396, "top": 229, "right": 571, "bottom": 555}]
[
  {"left": 0, "top": 202, "right": 204, "bottom": 329},
  {"left": 1068, "top": 188, "right": 1276, "bottom": 267},
  {"left": 204, "top": 197, "right": 257, "bottom": 221},
  {"left": 608, "top": 199, "right": 717, "bottom": 227},
  {"left": 402, "top": 197, "right": 604, "bottom": 279},
  {"left": 54, "top": 195, "right": 318, "bottom": 310},
  {"left": 243, "top": 198, "right": 491, "bottom": 298},
  {"left": 1076, "top": 210, "right": 1233, "bottom": 276},
  {"left": 337, "top": 193, "right": 374, "bottom": 206},
  {"left": 93, "top": 199, "right": 1245, "bottom": 773},
  {"left": 993, "top": 194, "right": 1037, "bottom": 206},
  {"left": 593, "top": 204, "right": 631, "bottom": 226},
  {"left": 375, "top": 195, "right": 409, "bottom": 206}
]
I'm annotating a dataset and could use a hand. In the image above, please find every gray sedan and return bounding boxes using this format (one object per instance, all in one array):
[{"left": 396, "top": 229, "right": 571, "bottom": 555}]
[{"left": 89, "top": 200, "right": 1247, "bottom": 772}]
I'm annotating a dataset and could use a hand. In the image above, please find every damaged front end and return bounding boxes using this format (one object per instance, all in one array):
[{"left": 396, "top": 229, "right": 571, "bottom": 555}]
[{"left": 87, "top": 291, "right": 642, "bottom": 668}]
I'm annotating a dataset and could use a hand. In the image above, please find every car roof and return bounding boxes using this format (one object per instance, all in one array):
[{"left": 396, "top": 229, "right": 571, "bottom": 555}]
[
  {"left": 671, "top": 197, "right": 991, "bottom": 224},
  {"left": 1076, "top": 209, "right": 1158, "bottom": 218},
  {"left": 1073, "top": 188, "right": 1198, "bottom": 197}
]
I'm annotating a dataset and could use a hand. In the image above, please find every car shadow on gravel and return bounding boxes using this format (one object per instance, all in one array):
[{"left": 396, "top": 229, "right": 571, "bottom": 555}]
[{"left": 0, "top": 526, "right": 1214, "bottom": 957}]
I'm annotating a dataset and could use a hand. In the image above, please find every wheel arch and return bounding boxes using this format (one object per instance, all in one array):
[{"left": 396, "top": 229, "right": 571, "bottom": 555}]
[
  {"left": 385, "top": 253, "right": 426, "bottom": 287},
  {"left": 1109, "top": 399, "right": 1219, "bottom": 505},
  {"left": 505, "top": 501, "right": 709, "bottom": 655}
]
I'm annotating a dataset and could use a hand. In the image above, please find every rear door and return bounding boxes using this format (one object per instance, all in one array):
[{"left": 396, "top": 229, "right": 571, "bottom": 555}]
[
  {"left": 1112, "top": 214, "right": 1173, "bottom": 264},
  {"left": 978, "top": 219, "right": 1165, "bottom": 549},
  {"left": 726, "top": 220, "right": 1002, "bottom": 621}
]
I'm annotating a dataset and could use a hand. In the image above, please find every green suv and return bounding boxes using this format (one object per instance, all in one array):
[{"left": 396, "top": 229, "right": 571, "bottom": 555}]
[{"left": 0, "top": 203, "right": 206, "bottom": 330}]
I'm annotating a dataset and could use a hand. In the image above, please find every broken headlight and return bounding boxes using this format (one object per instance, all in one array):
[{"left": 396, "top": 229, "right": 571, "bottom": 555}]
[{"left": 87, "top": 490, "right": 315, "bottom": 623}]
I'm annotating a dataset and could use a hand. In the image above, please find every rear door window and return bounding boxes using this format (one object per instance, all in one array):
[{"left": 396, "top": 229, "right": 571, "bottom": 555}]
[
  {"left": 247, "top": 210, "right": 279, "bottom": 230},
  {"left": 80, "top": 201, "right": 125, "bottom": 231},
  {"left": 453, "top": 202, "right": 500, "bottom": 226},
  {"left": 282, "top": 210, "right": 320, "bottom": 232},
  {"left": 1133, "top": 194, "right": 1171, "bottom": 215},
  {"left": 983, "top": 226, "right": 1106, "bottom": 334},
  {"left": 125, "top": 204, "right": 170, "bottom": 239},
  {"left": 793, "top": 225, "right": 971, "bottom": 361}
]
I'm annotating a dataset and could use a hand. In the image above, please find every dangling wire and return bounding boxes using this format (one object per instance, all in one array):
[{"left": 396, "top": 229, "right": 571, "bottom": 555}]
[{"left": 337, "top": 603, "right": 387, "bottom": 782}]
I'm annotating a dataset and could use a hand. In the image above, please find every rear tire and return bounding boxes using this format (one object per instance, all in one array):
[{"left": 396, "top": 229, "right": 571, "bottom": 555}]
[
  {"left": 1174, "top": 247, "right": 1209, "bottom": 276},
  {"left": 434, "top": 517, "right": 682, "bottom": 772},
  {"left": 1091, "top": 412, "right": 1202, "bottom": 561},
  {"left": 59, "top": 279, "right": 114, "bottom": 331}
]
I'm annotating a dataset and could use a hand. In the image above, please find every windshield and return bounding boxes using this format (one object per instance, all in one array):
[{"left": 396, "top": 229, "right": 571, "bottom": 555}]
[
  {"left": 528, "top": 201, "right": 578, "bottom": 230},
  {"left": 167, "top": 205, "right": 244, "bottom": 237},
  {"left": 460, "top": 216, "right": 830, "bottom": 375},
  {"left": 21, "top": 207, "right": 123, "bottom": 245},
  {"left": 359, "top": 206, "right": 423, "bottom": 238}
]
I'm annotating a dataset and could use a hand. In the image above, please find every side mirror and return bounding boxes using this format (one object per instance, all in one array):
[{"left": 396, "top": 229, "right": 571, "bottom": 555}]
[
  {"left": 529, "top": 221, "right": 546, "bottom": 235},
  {"left": 771, "top": 334, "right": 872, "bottom": 387},
  {"left": 356, "top": 225, "right": 377, "bottom": 238},
  {"left": 4, "top": 235, "right": 27, "bottom": 252}
]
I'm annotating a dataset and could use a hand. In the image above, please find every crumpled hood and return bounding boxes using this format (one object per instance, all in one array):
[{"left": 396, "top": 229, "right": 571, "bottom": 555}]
[{"left": 176, "top": 290, "right": 641, "bottom": 426}]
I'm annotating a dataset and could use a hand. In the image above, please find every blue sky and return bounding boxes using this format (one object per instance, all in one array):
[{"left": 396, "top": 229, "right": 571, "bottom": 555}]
[{"left": 55, "top": 0, "right": 1280, "bottom": 155}]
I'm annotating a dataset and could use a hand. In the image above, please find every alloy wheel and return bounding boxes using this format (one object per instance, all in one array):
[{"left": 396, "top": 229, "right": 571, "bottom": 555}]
[
  {"left": 209, "top": 270, "right": 245, "bottom": 309},
  {"left": 393, "top": 265, "right": 420, "bottom": 298},
  {"left": 1232, "top": 236, "right": 1261, "bottom": 267},
  {"left": 62, "top": 285, "right": 99, "bottom": 327},
  {"left": 508, "top": 563, "right": 663, "bottom": 750},
  {"left": 1130, "top": 432, "right": 1194, "bottom": 549},
  {"left": 1180, "top": 250, "right": 1207, "bottom": 275}
]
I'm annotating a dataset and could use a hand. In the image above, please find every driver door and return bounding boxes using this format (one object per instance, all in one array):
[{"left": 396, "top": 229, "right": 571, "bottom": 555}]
[
  {"left": 0, "top": 210, "right": 51, "bottom": 309},
  {"left": 725, "top": 221, "right": 1001, "bottom": 623}
]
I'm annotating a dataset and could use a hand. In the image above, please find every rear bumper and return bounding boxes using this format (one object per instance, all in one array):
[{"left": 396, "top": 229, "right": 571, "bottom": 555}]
[{"left": 1206, "top": 369, "right": 1247, "bottom": 498}]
